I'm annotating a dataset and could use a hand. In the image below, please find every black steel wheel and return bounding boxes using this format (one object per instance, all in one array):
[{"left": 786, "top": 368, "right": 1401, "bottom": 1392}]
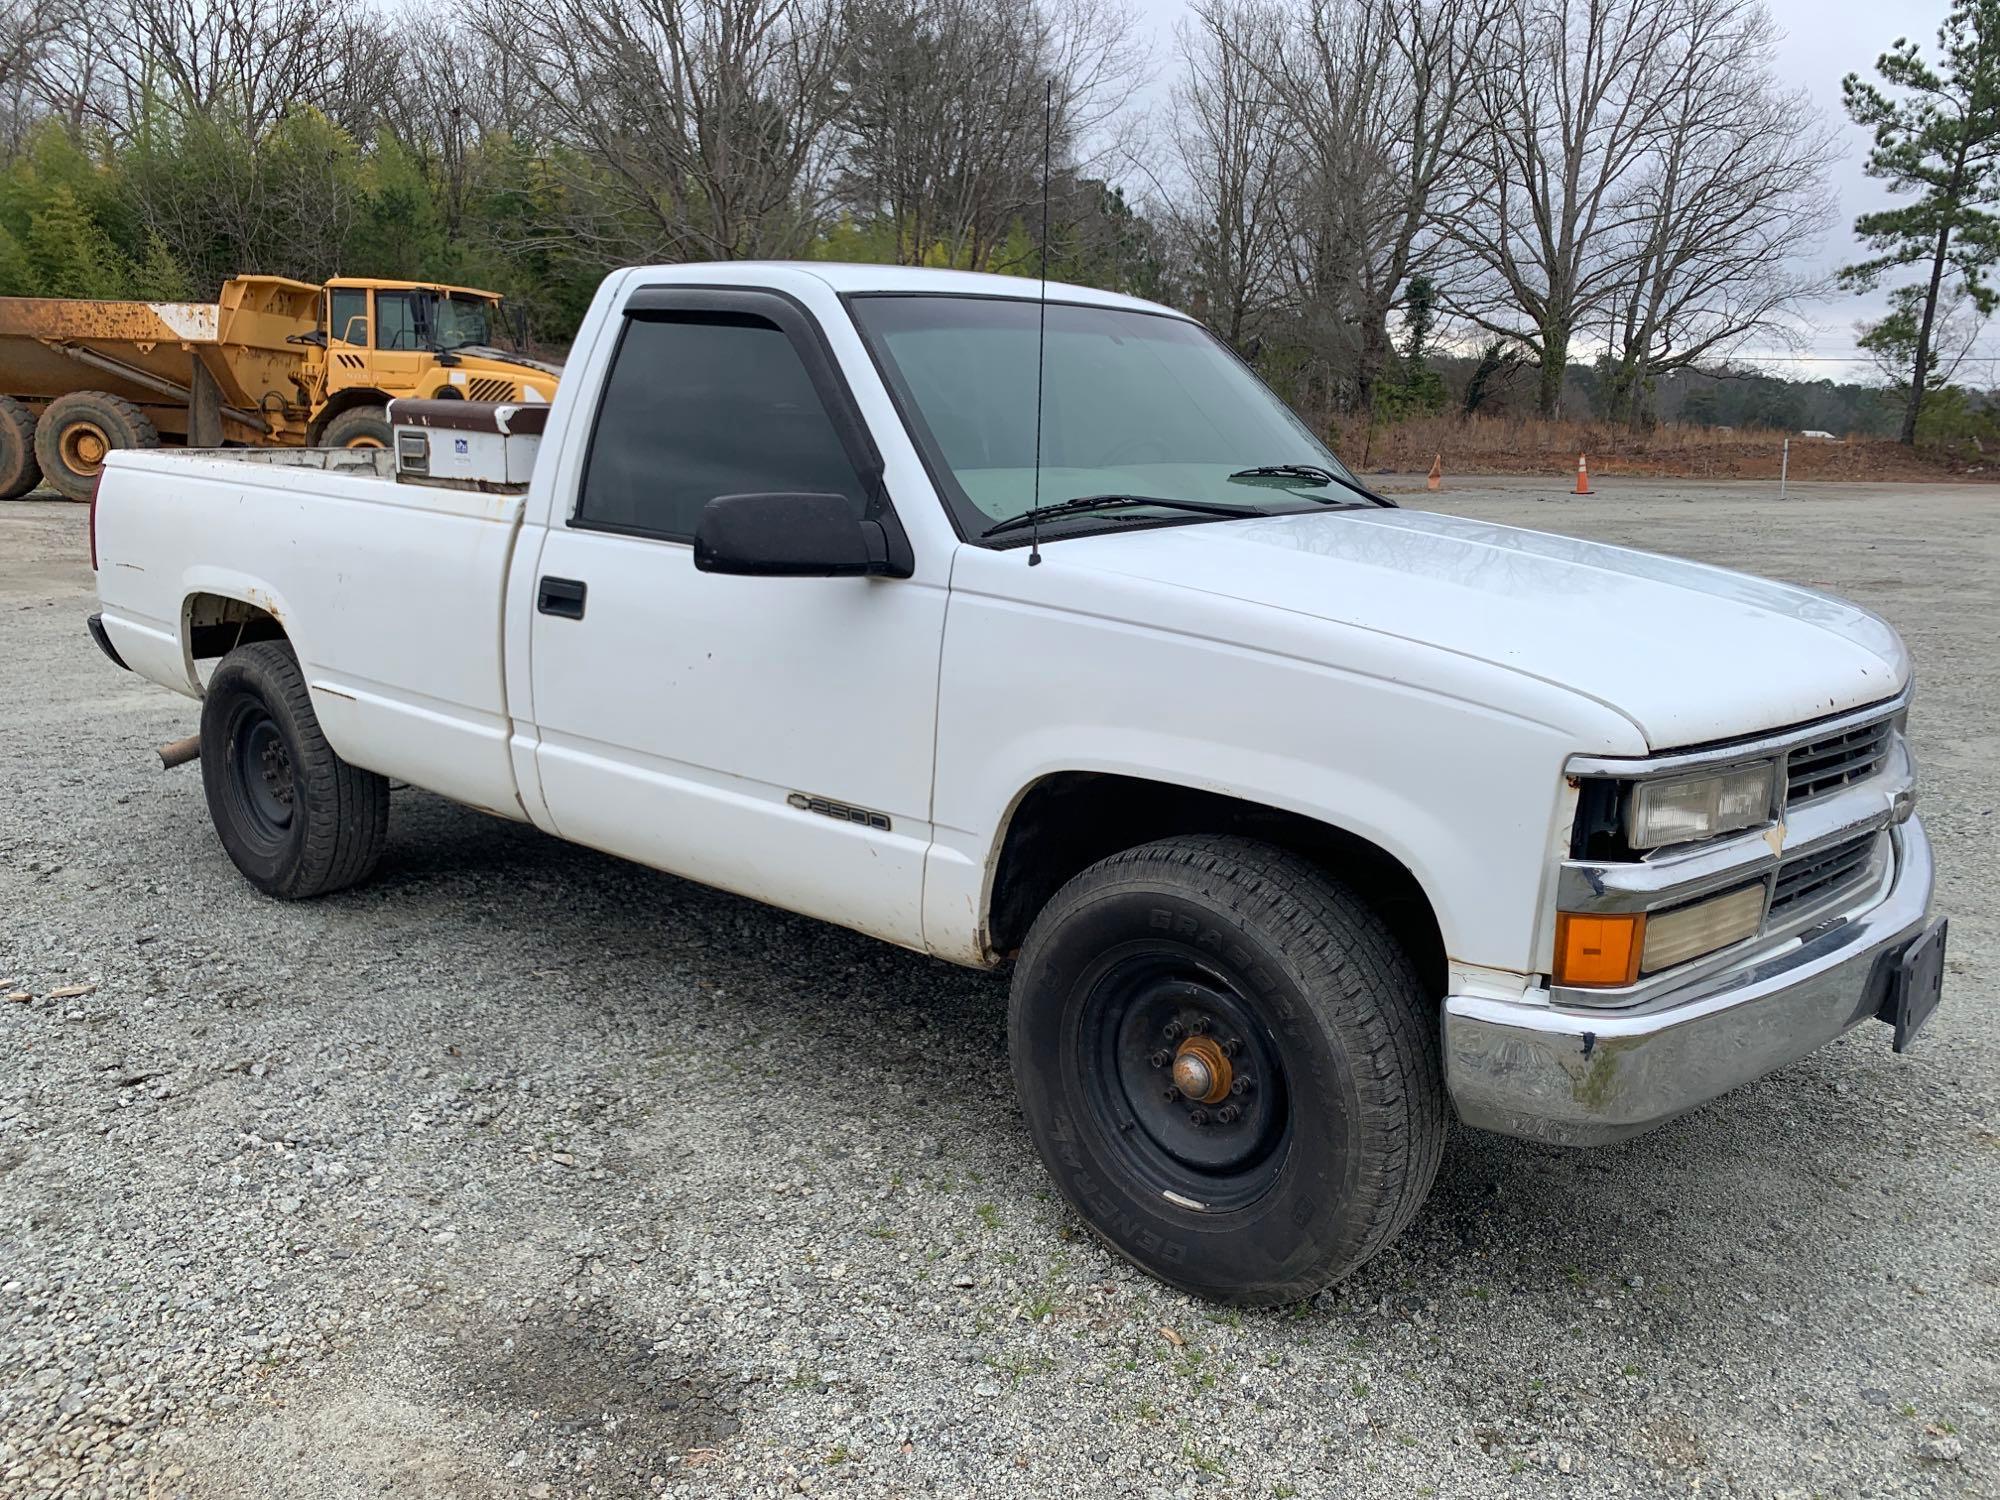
[
  {"left": 1078, "top": 953, "right": 1291, "bottom": 1213},
  {"left": 220, "top": 698, "right": 297, "bottom": 854},
  {"left": 199, "top": 640, "right": 390, "bottom": 898},
  {"left": 1009, "top": 835, "right": 1445, "bottom": 1305}
]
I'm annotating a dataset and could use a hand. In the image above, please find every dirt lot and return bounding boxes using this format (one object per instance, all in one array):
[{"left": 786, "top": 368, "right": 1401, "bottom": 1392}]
[{"left": 1, "top": 479, "right": 1994, "bottom": 1500}]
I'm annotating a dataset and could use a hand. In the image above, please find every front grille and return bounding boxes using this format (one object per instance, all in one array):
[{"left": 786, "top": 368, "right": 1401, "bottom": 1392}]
[
  {"left": 1785, "top": 719, "right": 1892, "bottom": 804},
  {"left": 1770, "top": 832, "right": 1878, "bottom": 918},
  {"left": 466, "top": 377, "right": 514, "bottom": 402}
]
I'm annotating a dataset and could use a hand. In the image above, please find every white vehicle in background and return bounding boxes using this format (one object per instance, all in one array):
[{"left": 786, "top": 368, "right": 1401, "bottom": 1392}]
[{"left": 87, "top": 263, "right": 1945, "bottom": 1304}]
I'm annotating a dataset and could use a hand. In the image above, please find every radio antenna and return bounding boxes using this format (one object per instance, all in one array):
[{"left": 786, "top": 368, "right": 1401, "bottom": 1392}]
[{"left": 1028, "top": 77, "right": 1052, "bottom": 567}]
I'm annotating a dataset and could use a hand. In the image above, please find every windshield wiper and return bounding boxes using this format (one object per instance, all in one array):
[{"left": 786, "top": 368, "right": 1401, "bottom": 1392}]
[
  {"left": 982, "top": 494, "right": 1263, "bottom": 538},
  {"left": 1228, "top": 463, "right": 1393, "bottom": 508}
]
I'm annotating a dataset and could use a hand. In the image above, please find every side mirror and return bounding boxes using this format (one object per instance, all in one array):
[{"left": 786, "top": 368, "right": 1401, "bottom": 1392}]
[{"left": 693, "top": 492, "right": 903, "bottom": 578}]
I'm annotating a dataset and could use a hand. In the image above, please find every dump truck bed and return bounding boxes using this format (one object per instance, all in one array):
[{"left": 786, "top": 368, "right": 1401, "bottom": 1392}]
[{"left": 0, "top": 276, "right": 320, "bottom": 444}]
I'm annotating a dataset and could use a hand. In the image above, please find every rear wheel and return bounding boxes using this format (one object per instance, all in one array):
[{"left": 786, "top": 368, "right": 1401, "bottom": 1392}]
[
  {"left": 0, "top": 395, "right": 41, "bottom": 498},
  {"left": 34, "top": 390, "right": 158, "bottom": 501},
  {"left": 1009, "top": 836, "right": 1445, "bottom": 1305},
  {"left": 200, "top": 640, "right": 390, "bottom": 899},
  {"left": 322, "top": 404, "right": 391, "bottom": 449}
]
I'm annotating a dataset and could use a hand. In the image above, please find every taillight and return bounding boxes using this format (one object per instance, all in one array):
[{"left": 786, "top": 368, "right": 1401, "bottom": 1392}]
[{"left": 88, "top": 471, "right": 102, "bottom": 571}]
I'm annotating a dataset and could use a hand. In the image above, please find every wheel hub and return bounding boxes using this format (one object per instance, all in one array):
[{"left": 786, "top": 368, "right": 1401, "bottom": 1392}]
[
  {"left": 259, "top": 734, "right": 294, "bottom": 807},
  {"left": 232, "top": 713, "right": 296, "bottom": 840},
  {"left": 1082, "top": 961, "right": 1289, "bottom": 1208},
  {"left": 60, "top": 421, "right": 110, "bottom": 474},
  {"left": 1170, "top": 1034, "right": 1232, "bottom": 1104}
]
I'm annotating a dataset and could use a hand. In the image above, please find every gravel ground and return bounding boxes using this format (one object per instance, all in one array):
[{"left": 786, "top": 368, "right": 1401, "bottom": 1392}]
[{"left": 1, "top": 478, "right": 1994, "bottom": 1500}]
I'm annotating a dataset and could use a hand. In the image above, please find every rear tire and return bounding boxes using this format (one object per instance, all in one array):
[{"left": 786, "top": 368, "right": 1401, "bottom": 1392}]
[
  {"left": 0, "top": 395, "right": 41, "bottom": 498},
  {"left": 199, "top": 641, "right": 389, "bottom": 899},
  {"left": 1009, "top": 835, "right": 1445, "bottom": 1305},
  {"left": 322, "top": 405, "right": 391, "bottom": 449},
  {"left": 34, "top": 390, "right": 157, "bottom": 501}
]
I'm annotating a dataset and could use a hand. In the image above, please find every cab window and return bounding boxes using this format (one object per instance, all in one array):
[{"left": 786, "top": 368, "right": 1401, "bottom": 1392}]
[
  {"left": 328, "top": 288, "right": 369, "bottom": 348},
  {"left": 376, "top": 291, "right": 428, "bottom": 352},
  {"left": 575, "top": 311, "right": 868, "bottom": 542}
]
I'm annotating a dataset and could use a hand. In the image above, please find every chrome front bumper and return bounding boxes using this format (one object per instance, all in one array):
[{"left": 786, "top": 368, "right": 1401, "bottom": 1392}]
[{"left": 1443, "top": 817, "right": 1936, "bottom": 1146}]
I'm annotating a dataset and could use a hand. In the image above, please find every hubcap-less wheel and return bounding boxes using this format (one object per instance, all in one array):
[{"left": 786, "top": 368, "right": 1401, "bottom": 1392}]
[
  {"left": 225, "top": 705, "right": 296, "bottom": 849},
  {"left": 59, "top": 420, "right": 110, "bottom": 475},
  {"left": 1079, "top": 952, "right": 1290, "bottom": 1213}
]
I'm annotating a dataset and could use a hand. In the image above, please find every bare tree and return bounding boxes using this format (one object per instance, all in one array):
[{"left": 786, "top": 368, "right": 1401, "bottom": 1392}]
[
  {"left": 93, "top": 0, "right": 395, "bottom": 140},
  {"left": 1271, "top": 0, "right": 1498, "bottom": 411},
  {"left": 1599, "top": 0, "right": 1837, "bottom": 426},
  {"left": 836, "top": 0, "right": 1142, "bottom": 271},
  {"left": 1164, "top": 0, "right": 1292, "bottom": 346},
  {"left": 1453, "top": 0, "right": 1675, "bottom": 416},
  {"left": 486, "top": 0, "right": 852, "bottom": 263}
]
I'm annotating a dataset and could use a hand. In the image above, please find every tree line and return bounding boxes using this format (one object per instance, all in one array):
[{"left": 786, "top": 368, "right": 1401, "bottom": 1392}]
[{"left": 0, "top": 0, "right": 1989, "bottom": 442}]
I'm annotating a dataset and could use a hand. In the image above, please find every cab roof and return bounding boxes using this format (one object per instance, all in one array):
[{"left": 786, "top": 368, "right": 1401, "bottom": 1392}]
[
  {"left": 627, "top": 261, "right": 1185, "bottom": 319},
  {"left": 322, "top": 277, "right": 505, "bottom": 300}
]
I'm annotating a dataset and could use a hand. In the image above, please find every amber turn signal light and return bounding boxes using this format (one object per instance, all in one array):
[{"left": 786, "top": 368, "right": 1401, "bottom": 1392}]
[{"left": 1554, "top": 911, "right": 1645, "bottom": 987}]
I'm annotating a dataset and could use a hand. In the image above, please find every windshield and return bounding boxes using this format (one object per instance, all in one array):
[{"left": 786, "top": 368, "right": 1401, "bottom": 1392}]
[
  {"left": 375, "top": 289, "right": 498, "bottom": 353},
  {"left": 849, "top": 295, "right": 1366, "bottom": 541}
]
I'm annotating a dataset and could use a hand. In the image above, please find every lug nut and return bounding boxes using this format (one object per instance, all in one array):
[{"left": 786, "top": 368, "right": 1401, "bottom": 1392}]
[
  {"left": 1187, "top": 1108, "right": 1209, "bottom": 1126},
  {"left": 1163, "top": 1086, "right": 1180, "bottom": 1102},
  {"left": 1230, "top": 1077, "right": 1251, "bottom": 1096},
  {"left": 1216, "top": 1104, "right": 1241, "bottom": 1125},
  {"left": 1221, "top": 1037, "right": 1242, "bottom": 1058},
  {"left": 1188, "top": 1016, "right": 1209, "bottom": 1034},
  {"left": 1149, "top": 1049, "right": 1171, "bottom": 1069},
  {"left": 1163, "top": 1020, "right": 1184, "bottom": 1040}
]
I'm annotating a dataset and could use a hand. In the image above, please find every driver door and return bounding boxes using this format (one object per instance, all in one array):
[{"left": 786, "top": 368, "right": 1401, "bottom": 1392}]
[
  {"left": 523, "top": 287, "right": 947, "bottom": 949},
  {"left": 370, "top": 289, "right": 433, "bottom": 397}
]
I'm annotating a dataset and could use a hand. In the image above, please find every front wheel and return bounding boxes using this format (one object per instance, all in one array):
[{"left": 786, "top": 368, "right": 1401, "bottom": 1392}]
[
  {"left": 1009, "top": 836, "right": 1445, "bottom": 1305},
  {"left": 321, "top": 404, "right": 391, "bottom": 450},
  {"left": 199, "top": 641, "right": 389, "bottom": 898}
]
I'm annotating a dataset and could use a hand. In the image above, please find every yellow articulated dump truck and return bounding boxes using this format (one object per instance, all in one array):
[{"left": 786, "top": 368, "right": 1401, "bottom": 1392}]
[{"left": 0, "top": 275, "right": 561, "bottom": 499}]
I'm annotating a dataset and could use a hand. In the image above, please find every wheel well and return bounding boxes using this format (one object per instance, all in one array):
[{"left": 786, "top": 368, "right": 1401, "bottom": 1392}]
[
  {"left": 986, "top": 773, "right": 1447, "bottom": 997},
  {"left": 307, "top": 388, "right": 390, "bottom": 445},
  {"left": 185, "top": 591, "right": 288, "bottom": 664}
]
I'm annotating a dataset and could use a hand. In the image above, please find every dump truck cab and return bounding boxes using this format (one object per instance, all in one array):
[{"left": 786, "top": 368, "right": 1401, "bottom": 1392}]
[{"left": 306, "top": 278, "right": 561, "bottom": 449}]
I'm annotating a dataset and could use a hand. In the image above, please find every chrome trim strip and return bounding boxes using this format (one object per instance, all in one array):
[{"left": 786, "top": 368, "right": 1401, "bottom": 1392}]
[
  {"left": 1550, "top": 830, "right": 1892, "bottom": 1009},
  {"left": 1558, "top": 737, "right": 1911, "bottom": 916},
  {"left": 1566, "top": 686, "right": 1910, "bottom": 780},
  {"left": 1445, "top": 818, "right": 1934, "bottom": 1146}
]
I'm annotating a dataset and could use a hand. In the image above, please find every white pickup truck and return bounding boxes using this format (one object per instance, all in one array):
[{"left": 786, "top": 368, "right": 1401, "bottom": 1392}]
[{"left": 88, "top": 263, "right": 1945, "bottom": 1304}]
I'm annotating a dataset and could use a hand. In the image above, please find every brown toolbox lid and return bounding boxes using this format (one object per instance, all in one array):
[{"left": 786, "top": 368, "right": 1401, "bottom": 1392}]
[{"left": 385, "top": 397, "right": 550, "bottom": 436}]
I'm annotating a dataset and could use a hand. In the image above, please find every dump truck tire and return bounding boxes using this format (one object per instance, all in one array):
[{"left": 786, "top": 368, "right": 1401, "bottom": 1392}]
[
  {"left": 323, "top": 405, "right": 391, "bottom": 450},
  {"left": 0, "top": 396, "right": 41, "bottom": 499},
  {"left": 35, "top": 391, "right": 158, "bottom": 501}
]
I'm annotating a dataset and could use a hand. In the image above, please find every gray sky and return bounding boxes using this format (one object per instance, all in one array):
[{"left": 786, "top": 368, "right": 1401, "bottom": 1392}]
[{"left": 1122, "top": 0, "right": 1963, "bottom": 383}]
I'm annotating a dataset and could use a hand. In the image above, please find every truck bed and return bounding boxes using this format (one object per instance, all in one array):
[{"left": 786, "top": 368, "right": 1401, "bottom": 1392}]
[{"left": 93, "top": 447, "right": 531, "bottom": 820}]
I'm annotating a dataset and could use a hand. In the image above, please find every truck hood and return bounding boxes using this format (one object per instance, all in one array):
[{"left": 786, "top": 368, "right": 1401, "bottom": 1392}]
[{"left": 1051, "top": 507, "right": 1907, "bottom": 750}]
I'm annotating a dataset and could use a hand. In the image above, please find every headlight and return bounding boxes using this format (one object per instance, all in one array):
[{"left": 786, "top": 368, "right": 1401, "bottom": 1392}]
[{"left": 1627, "top": 763, "right": 1775, "bottom": 849}]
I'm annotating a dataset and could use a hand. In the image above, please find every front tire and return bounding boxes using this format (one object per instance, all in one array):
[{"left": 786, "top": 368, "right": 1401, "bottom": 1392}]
[
  {"left": 1009, "top": 836, "right": 1445, "bottom": 1305},
  {"left": 321, "top": 405, "right": 391, "bottom": 449},
  {"left": 199, "top": 641, "right": 389, "bottom": 898}
]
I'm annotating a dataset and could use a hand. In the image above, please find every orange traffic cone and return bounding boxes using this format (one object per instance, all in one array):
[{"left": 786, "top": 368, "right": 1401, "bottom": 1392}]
[
  {"left": 1426, "top": 454, "right": 1442, "bottom": 491},
  {"left": 1574, "top": 454, "right": 1592, "bottom": 495}
]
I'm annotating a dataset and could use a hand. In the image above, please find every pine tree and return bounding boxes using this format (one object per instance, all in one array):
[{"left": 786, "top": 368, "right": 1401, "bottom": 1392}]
[
  {"left": 1841, "top": 1, "right": 2000, "bottom": 444},
  {"left": 25, "top": 185, "right": 127, "bottom": 298}
]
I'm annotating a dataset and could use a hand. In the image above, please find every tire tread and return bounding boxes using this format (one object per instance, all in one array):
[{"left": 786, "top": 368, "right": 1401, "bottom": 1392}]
[
  {"left": 202, "top": 640, "right": 389, "bottom": 898},
  {"left": 1012, "top": 834, "right": 1446, "bottom": 1303}
]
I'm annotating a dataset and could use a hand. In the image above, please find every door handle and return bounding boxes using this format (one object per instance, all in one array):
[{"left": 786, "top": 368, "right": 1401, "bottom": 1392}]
[{"left": 537, "top": 576, "right": 587, "bottom": 619}]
